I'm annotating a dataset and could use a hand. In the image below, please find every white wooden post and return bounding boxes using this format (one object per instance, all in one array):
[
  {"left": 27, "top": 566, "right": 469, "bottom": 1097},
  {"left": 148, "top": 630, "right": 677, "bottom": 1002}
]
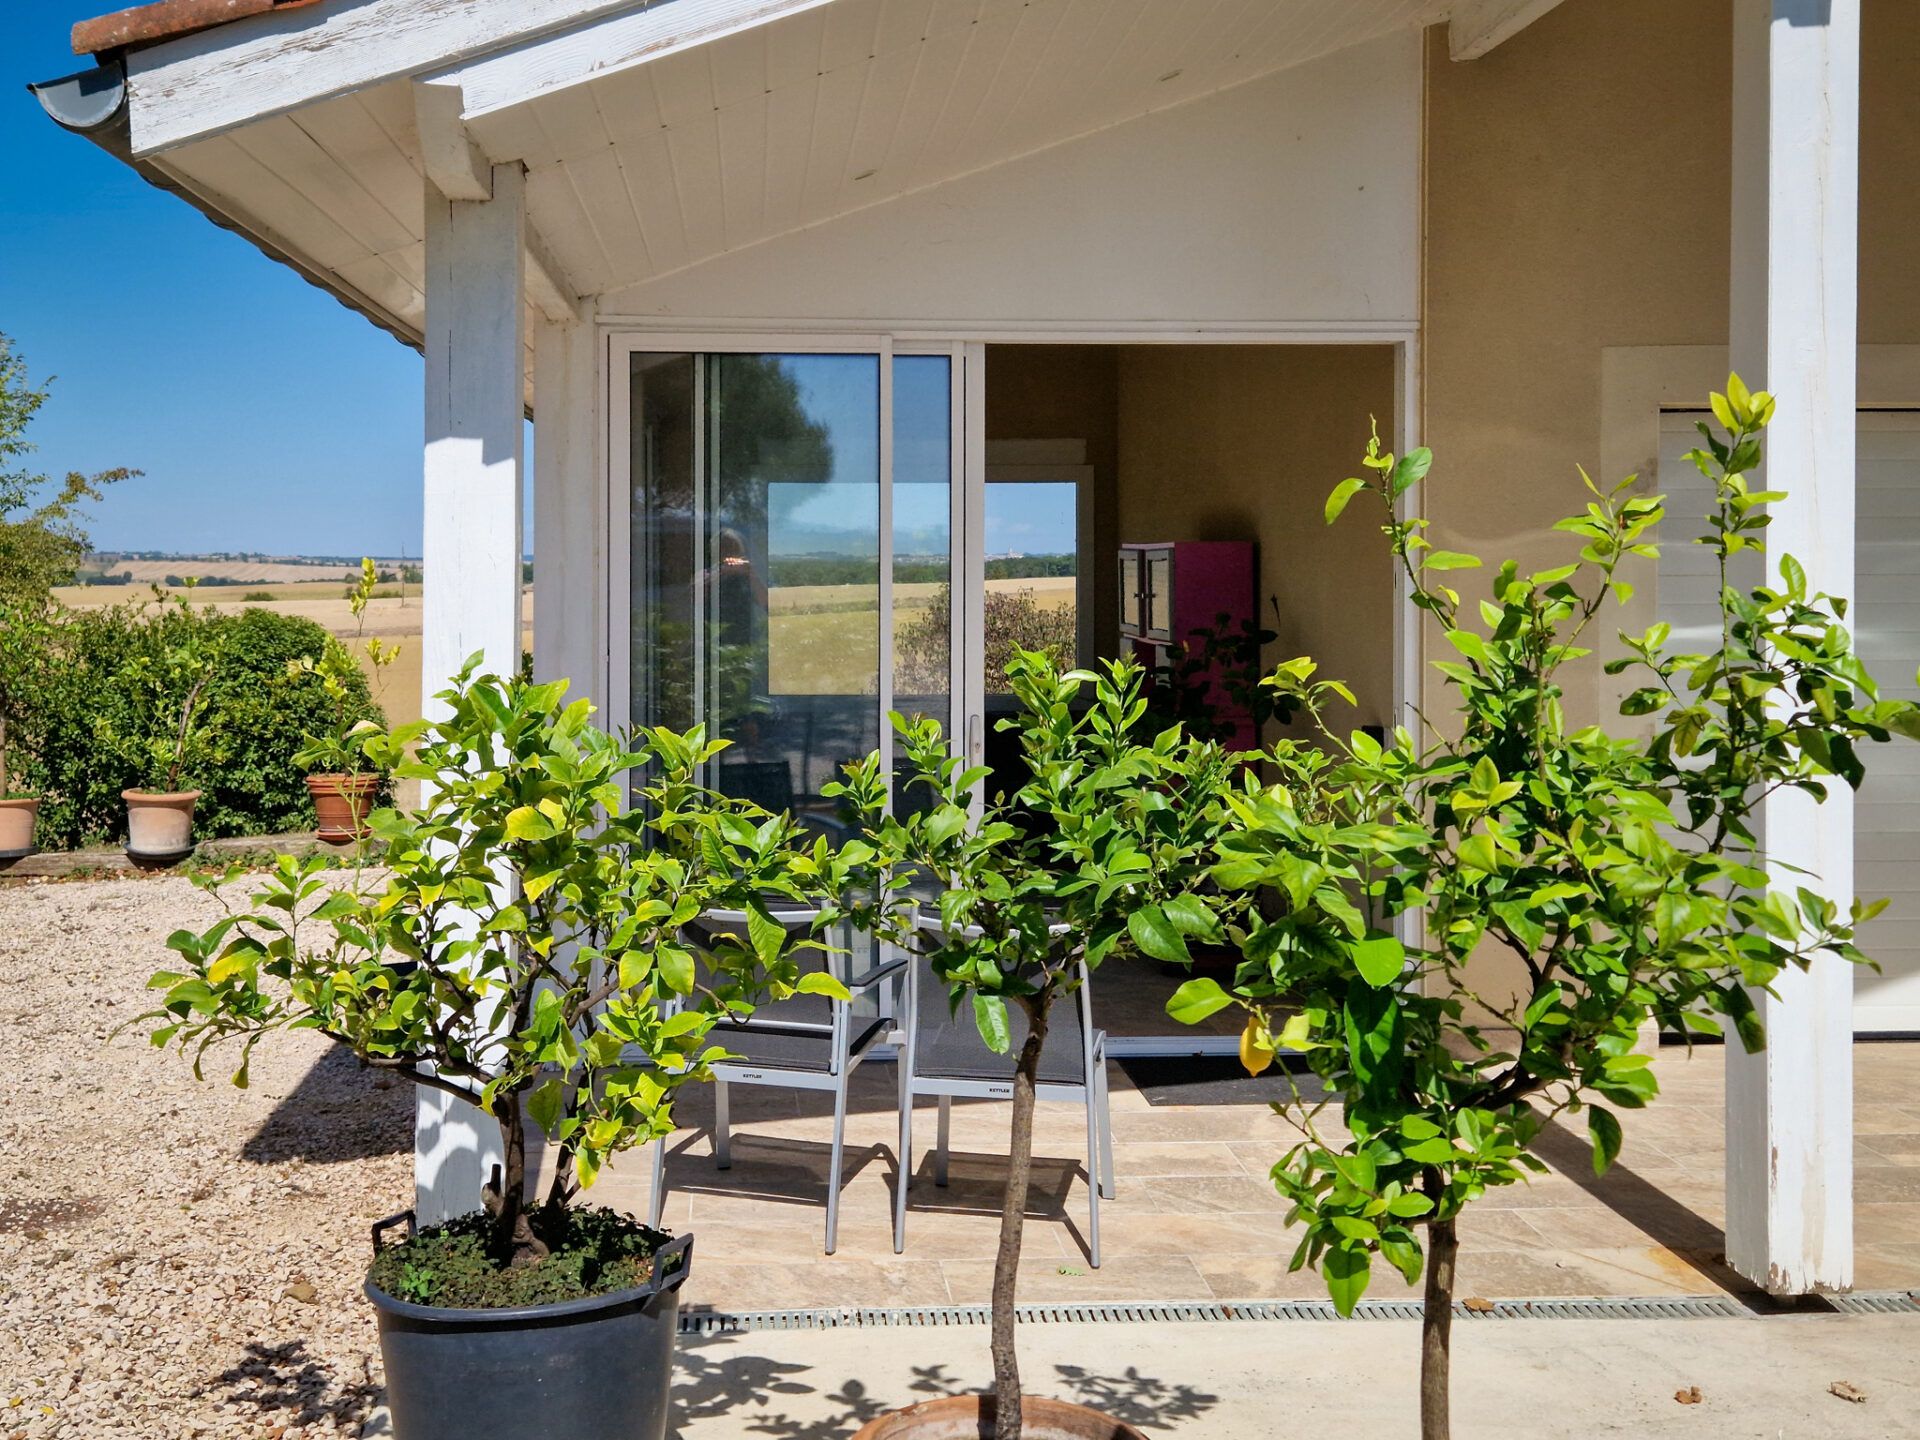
[
  {"left": 414, "top": 161, "right": 527, "bottom": 1226},
  {"left": 532, "top": 314, "right": 605, "bottom": 703},
  {"left": 1725, "top": 0, "right": 1859, "bottom": 1295}
]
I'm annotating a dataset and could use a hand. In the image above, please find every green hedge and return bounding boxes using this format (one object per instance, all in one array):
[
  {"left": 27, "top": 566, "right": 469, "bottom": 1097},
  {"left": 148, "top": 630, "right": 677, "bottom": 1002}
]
[{"left": 19, "top": 604, "right": 387, "bottom": 848}]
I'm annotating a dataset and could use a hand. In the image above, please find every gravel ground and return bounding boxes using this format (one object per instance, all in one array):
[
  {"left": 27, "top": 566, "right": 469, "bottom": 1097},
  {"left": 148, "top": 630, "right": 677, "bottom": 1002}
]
[{"left": 0, "top": 873, "right": 412, "bottom": 1439}]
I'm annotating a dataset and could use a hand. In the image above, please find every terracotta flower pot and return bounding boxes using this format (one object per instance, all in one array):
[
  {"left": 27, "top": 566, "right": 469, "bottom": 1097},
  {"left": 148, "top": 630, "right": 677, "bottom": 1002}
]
[
  {"left": 0, "top": 796, "right": 39, "bottom": 857},
  {"left": 123, "top": 789, "right": 200, "bottom": 861},
  {"left": 852, "top": 1396, "right": 1148, "bottom": 1440},
  {"left": 307, "top": 772, "right": 380, "bottom": 844}
]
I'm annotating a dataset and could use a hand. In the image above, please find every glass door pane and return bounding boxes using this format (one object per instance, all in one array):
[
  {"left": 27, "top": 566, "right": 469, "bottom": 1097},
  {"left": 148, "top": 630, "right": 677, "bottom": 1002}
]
[
  {"left": 982, "top": 479, "right": 1080, "bottom": 698},
  {"left": 632, "top": 351, "right": 882, "bottom": 839},
  {"left": 891, "top": 353, "right": 953, "bottom": 814}
]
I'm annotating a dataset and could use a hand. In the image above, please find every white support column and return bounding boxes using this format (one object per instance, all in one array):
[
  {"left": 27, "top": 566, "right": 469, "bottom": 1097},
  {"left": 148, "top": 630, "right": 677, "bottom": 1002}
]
[
  {"left": 532, "top": 312, "right": 605, "bottom": 704},
  {"left": 415, "top": 161, "right": 527, "bottom": 1225},
  {"left": 1725, "top": 0, "right": 1859, "bottom": 1295}
]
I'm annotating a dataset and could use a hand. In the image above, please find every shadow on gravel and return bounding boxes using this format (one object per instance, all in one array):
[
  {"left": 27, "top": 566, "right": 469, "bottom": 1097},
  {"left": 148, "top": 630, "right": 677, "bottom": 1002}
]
[
  {"left": 209, "top": 1339, "right": 384, "bottom": 1432},
  {"left": 241, "top": 1047, "right": 413, "bottom": 1166},
  {"left": 668, "top": 1337, "right": 1219, "bottom": 1437}
]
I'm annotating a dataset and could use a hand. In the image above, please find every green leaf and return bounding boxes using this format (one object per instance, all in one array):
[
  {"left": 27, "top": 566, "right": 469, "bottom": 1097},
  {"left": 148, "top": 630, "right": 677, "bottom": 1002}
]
[
  {"left": 1588, "top": 1106, "right": 1623, "bottom": 1177},
  {"left": 1389, "top": 448, "right": 1432, "bottom": 499},
  {"left": 1422, "top": 550, "right": 1483, "bottom": 572},
  {"left": 1323, "top": 1243, "right": 1372, "bottom": 1316},
  {"left": 504, "top": 805, "right": 556, "bottom": 842},
  {"left": 1128, "top": 904, "right": 1192, "bottom": 964},
  {"left": 795, "top": 971, "right": 852, "bottom": 1002},
  {"left": 657, "top": 944, "right": 696, "bottom": 995},
  {"left": 972, "top": 994, "right": 1011, "bottom": 1054},
  {"left": 1325, "top": 477, "right": 1368, "bottom": 525},
  {"left": 1386, "top": 1192, "right": 1435, "bottom": 1219},
  {"left": 527, "top": 1078, "right": 564, "bottom": 1134},
  {"left": 1162, "top": 893, "right": 1223, "bottom": 941},
  {"left": 1349, "top": 933, "right": 1406, "bottom": 988},
  {"left": 1166, "top": 977, "right": 1235, "bottom": 1025}
]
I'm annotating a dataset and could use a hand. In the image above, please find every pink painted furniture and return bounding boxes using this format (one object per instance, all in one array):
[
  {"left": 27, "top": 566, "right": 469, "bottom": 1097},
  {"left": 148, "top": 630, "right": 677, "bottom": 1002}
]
[{"left": 1117, "top": 540, "right": 1257, "bottom": 750}]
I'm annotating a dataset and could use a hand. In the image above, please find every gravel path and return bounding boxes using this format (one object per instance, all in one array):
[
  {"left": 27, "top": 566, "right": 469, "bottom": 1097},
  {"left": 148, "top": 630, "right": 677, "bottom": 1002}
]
[{"left": 0, "top": 874, "right": 412, "bottom": 1439}]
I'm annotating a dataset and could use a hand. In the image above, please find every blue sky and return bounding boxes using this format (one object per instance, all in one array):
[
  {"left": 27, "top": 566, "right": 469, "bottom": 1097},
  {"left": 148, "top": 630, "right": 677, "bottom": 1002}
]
[
  {"left": 3, "top": 6, "right": 1075, "bottom": 561},
  {"left": 4, "top": 3, "right": 436, "bottom": 557}
]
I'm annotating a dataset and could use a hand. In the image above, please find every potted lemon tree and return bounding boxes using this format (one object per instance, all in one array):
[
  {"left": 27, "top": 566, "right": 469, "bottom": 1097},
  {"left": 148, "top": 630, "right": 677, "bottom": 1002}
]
[
  {"left": 828, "top": 653, "right": 1239, "bottom": 1440},
  {"left": 141, "top": 664, "right": 855, "bottom": 1440},
  {"left": 0, "top": 595, "right": 54, "bottom": 856},
  {"left": 1170, "top": 383, "right": 1920, "bottom": 1440}
]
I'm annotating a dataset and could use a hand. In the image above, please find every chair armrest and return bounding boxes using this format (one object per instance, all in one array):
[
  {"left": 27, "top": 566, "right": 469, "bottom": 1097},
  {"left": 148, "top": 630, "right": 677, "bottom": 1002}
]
[{"left": 846, "top": 955, "right": 908, "bottom": 991}]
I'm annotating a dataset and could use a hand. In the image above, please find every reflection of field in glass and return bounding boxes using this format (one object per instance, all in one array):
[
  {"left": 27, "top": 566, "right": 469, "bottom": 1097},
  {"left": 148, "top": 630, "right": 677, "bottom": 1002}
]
[{"left": 768, "top": 576, "right": 1076, "bottom": 695}]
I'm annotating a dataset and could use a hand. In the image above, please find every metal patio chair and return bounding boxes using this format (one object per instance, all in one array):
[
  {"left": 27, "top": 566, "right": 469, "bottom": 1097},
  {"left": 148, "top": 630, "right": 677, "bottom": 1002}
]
[
  {"left": 647, "top": 903, "right": 905, "bottom": 1254},
  {"left": 891, "top": 930, "right": 1116, "bottom": 1267}
]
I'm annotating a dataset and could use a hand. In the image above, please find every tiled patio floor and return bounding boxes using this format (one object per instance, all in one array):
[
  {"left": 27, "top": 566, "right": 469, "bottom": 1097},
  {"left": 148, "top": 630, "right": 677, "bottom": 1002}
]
[{"left": 551, "top": 1042, "right": 1920, "bottom": 1312}]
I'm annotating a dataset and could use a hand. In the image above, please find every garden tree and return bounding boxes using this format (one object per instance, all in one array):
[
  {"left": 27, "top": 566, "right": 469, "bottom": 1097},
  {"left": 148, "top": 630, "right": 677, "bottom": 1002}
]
[
  {"left": 144, "top": 666, "right": 855, "bottom": 1265},
  {"left": 828, "top": 654, "right": 1242, "bottom": 1439},
  {"left": 1168, "top": 380, "right": 1920, "bottom": 1440},
  {"left": 895, "top": 582, "right": 1078, "bottom": 698},
  {"left": 0, "top": 332, "right": 136, "bottom": 604}
]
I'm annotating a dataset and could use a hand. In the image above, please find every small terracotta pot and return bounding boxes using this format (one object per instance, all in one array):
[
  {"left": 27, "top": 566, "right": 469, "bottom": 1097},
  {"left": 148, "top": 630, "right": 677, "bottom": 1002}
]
[
  {"left": 123, "top": 789, "right": 200, "bottom": 860},
  {"left": 307, "top": 772, "right": 380, "bottom": 844},
  {"left": 852, "top": 1396, "right": 1148, "bottom": 1440},
  {"left": 0, "top": 796, "right": 39, "bottom": 856}
]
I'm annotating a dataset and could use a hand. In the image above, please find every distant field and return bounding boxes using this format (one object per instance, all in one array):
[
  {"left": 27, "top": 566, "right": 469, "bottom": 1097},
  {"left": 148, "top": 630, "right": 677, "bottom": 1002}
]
[
  {"left": 45, "top": 571, "right": 1076, "bottom": 718},
  {"left": 87, "top": 559, "right": 375, "bottom": 585}
]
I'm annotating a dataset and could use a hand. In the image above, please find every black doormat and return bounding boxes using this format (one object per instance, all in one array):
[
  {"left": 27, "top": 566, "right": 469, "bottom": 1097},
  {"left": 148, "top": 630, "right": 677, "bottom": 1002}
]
[{"left": 1116, "top": 1054, "right": 1325, "bottom": 1108}]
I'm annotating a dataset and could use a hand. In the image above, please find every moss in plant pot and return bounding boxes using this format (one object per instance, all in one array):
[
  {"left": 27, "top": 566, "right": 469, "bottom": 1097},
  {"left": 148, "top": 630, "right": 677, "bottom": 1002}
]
[{"left": 369, "top": 1206, "right": 679, "bottom": 1311}]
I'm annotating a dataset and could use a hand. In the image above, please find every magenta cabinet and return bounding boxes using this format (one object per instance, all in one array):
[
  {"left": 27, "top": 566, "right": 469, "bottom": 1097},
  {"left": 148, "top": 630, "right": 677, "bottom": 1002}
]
[{"left": 1118, "top": 540, "right": 1257, "bottom": 749}]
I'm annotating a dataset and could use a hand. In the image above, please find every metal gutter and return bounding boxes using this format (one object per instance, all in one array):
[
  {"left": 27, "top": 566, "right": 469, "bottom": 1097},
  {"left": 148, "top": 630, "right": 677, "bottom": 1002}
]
[{"left": 26, "top": 60, "right": 423, "bottom": 355}]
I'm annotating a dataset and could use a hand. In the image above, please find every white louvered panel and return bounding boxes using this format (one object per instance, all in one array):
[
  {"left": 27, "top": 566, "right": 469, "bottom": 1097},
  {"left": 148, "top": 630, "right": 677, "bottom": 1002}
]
[
  {"left": 234, "top": 114, "right": 418, "bottom": 257},
  {"left": 589, "top": 68, "right": 666, "bottom": 149},
  {"left": 820, "top": 0, "right": 887, "bottom": 72},
  {"left": 760, "top": 80, "right": 819, "bottom": 241},
  {"left": 581, "top": 139, "right": 680, "bottom": 280},
  {"left": 957, "top": 0, "right": 1070, "bottom": 169},
  {"left": 528, "top": 80, "right": 615, "bottom": 165},
  {"left": 525, "top": 161, "right": 615, "bottom": 294},
  {"left": 715, "top": 91, "right": 770, "bottom": 250},
  {"left": 843, "top": 41, "right": 923, "bottom": 189},
  {"left": 649, "top": 44, "right": 719, "bottom": 130},
  {"left": 1658, "top": 410, "right": 1920, "bottom": 1032},
  {"left": 910, "top": 0, "right": 1021, "bottom": 186},
  {"left": 166, "top": 134, "right": 371, "bottom": 273},
  {"left": 798, "top": 56, "right": 873, "bottom": 225},
  {"left": 880, "top": 18, "right": 972, "bottom": 189},
  {"left": 295, "top": 94, "right": 426, "bottom": 241},
  {"left": 668, "top": 111, "right": 729, "bottom": 262},
  {"left": 706, "top": 21, "right": 771, "bottom": 110}
]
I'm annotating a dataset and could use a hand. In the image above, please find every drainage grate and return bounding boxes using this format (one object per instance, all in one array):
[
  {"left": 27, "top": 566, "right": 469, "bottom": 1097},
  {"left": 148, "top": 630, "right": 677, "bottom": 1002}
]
[{"left": 676, "top": 1291, "right": 1920, "bottom": 1335}]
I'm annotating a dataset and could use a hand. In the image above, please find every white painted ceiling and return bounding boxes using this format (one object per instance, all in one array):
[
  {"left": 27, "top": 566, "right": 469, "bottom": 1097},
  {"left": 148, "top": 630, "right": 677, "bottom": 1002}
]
[{"left": 153, "top": 0, "right": 1447, "bottom": 343}]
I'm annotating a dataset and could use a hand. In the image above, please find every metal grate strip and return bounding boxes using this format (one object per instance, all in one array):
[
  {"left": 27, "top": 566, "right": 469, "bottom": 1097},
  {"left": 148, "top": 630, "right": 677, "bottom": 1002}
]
[{"left": 676, "top": 1290, "right": 1920, "bottom": 1335}]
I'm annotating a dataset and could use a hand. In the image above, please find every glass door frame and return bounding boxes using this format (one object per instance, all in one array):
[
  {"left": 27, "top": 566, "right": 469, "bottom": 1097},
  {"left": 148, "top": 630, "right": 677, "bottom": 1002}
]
[{"left": 606, "top": 332, "right": 981, "bottom": 808}]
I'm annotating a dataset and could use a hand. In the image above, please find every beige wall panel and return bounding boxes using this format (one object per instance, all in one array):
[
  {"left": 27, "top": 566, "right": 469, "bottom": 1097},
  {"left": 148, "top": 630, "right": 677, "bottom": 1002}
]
[{"left": 1422, "top": 0, "right": 1920, "bottom": 1011}]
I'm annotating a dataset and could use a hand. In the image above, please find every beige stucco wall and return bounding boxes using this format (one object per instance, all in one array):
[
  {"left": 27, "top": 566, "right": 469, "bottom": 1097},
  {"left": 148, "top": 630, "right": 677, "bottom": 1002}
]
[
  {"left": 1116, "top": 345, "right": 1399, "bottom": 737},
  {"left": 1422, "top": 0, "right": 1920, "bottom": 1007}
]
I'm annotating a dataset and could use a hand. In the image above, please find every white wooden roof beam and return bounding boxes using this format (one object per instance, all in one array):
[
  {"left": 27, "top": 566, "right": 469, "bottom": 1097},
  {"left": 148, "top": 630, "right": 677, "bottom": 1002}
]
[
  {"left": 1445, "top": 0, "right": 1571, "bottom": 59},
  {"left": 415, "top": 78, "right": 585, "bottom": 322},
  {"left": 125, "top": 0, "right": 664, "bottom": 156},
  {"left": 431, "top": 0, "right": 840, "bottom": 119}
]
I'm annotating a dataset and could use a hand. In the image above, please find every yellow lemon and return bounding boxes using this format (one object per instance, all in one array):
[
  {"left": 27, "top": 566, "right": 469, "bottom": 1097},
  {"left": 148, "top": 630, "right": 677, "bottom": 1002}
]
[{"left": 1240, "top": 1016, "right": 1276, "bottom": 1076}]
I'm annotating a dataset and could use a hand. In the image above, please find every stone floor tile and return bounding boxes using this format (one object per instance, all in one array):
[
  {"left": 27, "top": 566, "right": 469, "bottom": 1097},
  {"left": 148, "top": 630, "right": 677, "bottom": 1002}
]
[
  {"left": 940, "top": 1254, "right": 1214, "bottom": 1305},
  {"left": 683, "top": 1258, "right": 951, "bottom": 1312}
]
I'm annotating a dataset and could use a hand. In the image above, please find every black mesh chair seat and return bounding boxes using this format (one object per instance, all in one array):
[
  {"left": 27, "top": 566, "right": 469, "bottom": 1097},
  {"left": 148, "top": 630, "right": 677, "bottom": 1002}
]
[
  {"left": 710, "top": 1016, "right": 889, "bottom": 1072},
  {"left": 913, "top": 984, "right": 1089, "bottom": 1086}
]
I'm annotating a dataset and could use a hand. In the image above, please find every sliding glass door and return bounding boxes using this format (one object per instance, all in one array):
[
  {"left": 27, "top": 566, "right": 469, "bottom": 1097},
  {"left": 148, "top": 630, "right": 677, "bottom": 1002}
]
[{"left": 618, "top": 339, "right": 966, "bottom": 832}]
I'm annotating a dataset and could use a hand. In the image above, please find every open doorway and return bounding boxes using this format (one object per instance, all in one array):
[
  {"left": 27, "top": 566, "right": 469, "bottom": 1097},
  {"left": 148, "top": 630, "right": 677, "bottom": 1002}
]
[{"left": 981, "top": 343, "right": 1402, "bottom": 1053}]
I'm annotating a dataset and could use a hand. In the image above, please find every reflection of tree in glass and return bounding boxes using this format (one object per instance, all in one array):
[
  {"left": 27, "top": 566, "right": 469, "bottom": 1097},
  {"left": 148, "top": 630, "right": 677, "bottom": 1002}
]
[
  {"left": 713, "top": 355, "right": 835, "bottom": 509},
  {"left": 896, "top": 582, "right": 1076, "bottom": 697}
]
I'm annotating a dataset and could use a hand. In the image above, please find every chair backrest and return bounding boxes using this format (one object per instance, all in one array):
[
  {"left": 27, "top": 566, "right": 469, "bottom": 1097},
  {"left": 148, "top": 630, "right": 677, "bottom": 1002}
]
[{"left": 907, "top": 951, "right": 1096, "bottom": 1090}]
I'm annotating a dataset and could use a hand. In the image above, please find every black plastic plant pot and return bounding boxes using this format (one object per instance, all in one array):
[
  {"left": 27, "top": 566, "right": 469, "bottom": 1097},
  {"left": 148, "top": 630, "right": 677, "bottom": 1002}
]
[{"left": 364, "top": 1230, "right": 693, "bottom": 1440}]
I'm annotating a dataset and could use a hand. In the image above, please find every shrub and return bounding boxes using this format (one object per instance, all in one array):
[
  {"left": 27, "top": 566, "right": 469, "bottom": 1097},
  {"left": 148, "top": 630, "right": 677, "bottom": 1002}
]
[{"left": 20, "top": 602, "right": 386, "bottom": 846}]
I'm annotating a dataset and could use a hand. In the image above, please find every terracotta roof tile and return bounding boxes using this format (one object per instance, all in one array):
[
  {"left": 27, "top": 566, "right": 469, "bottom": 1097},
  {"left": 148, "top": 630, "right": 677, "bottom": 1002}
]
[{"left": 72, "top": 0, "right": 327, "bottom": 57}]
